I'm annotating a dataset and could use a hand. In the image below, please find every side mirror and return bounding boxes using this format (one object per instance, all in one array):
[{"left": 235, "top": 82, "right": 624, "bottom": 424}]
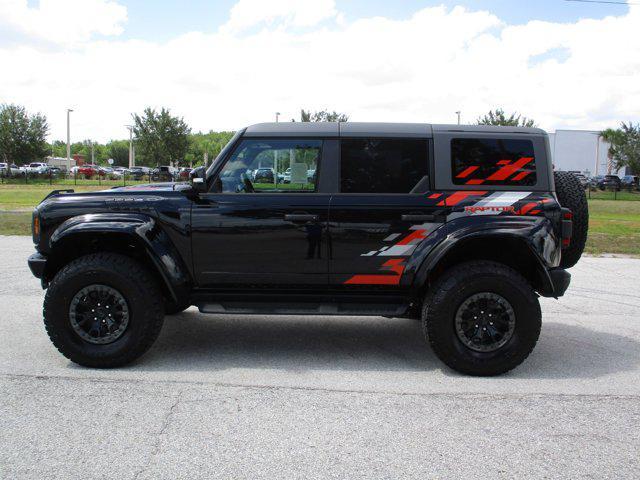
[{"left": 190, "top": 166, "right": 207, "bottom": 194}]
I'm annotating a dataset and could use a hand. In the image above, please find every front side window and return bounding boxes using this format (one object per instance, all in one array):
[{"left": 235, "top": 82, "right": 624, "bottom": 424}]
[
  {"left": 213, "top": 139, "right": 322, "bottom": 193},
  {"left": 451, "top": 138, "right": 536, "bottom": 186},
  {"left": 340, "top": 139, "right": 429, "bottom": 193}
]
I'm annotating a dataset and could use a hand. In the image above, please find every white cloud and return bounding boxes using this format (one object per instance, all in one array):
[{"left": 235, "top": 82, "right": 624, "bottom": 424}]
[
  {"left": 0, "top": 0, "right": 127, "bottom": 45},
  {"left": 223, "top": 0, "right": 337, "bottom": 32},
  {"left": 0, "top": 1, "right": 638, "bottom": 142}
]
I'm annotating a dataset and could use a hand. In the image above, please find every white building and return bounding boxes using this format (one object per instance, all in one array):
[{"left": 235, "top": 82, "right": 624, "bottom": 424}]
[
  {"left": 46, "top": 156, "right": 76, "bottom": 171},
  {"left": 549, "top": 130, "right": 626, "bottom": 176}
]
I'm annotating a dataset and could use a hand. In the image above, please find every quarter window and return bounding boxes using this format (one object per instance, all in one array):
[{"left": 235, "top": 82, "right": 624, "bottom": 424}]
[
  {"left": 213, "top": 139, "right": 321, "bottom": 193},
  {"left": 451, "top": 138, "right": 536, "bottom": 186},
  {"left": 340, "top": 139, "right": 429, "bottom": 193}
]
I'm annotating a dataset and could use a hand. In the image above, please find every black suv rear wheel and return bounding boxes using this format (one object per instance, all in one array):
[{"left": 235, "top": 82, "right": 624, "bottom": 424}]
[
  {"left": 43, "top": 253, "right": 164, "bottom": 368},
  {"left": 423, "top": 261, "right": 541, "bottom": 376}
]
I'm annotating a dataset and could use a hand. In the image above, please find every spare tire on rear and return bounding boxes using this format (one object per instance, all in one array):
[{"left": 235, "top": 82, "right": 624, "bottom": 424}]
[{"left": 554, "top": 171, "right": 588, "bottom": 268}]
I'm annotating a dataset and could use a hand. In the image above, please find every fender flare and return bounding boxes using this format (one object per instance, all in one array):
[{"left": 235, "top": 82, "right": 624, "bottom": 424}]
[
  {"left": 411, "top": 220, "right": 556, "bottom": 297},
  {"left": 48, "top": 213, "right": 191, "bottom": 304}
]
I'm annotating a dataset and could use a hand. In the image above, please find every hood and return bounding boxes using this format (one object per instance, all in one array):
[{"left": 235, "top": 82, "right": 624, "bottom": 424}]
[{"left": 107, "top": 182, "right": 191, "bottom": 192}]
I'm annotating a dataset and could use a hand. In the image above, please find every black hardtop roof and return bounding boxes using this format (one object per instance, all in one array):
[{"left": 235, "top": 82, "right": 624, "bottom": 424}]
[{"left": 244, "top": 122, "right": 547, "bottom": 138}]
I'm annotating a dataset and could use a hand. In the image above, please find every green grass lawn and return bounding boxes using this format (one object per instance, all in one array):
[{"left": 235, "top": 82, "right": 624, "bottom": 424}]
[
  {"left": 0, "top": 184, "right": 114, "bottom": 211},
  {"left": 1, "top": 184, "right": 638, "bottom": 255},
  {"left": 585, "top": 200, "right": 640, "bottom": 256}
]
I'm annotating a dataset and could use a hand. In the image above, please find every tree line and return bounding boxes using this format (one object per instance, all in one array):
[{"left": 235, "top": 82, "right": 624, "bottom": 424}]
[{"left": 0, "top": 103, "right": 638, "bottom": 173}]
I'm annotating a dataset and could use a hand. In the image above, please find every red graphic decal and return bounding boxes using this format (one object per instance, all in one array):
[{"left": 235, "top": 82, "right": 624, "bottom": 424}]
[
  {"left": 381, "top": 259, "right": 405, "bottom": 275},
  {"left": 518, "top": 202, "right": 538, "bottom": 215},
  {"left": 397, "top": 229, "right": 428, "bottom": 245},
  {"left": 511, "top": 170, "right": 533, "bottom": 182},
  {"left": 466, "top": 179, "right": 485, "bottom": 185},
  {"left": 487, "top": 157, "right": 533, "bottom": 181},
  {"left": 456, "top": 166, "right": 479, "bottom": 178},
  {"left": 437, "top": 191, "right": 488, "bottom": 207},
  {"left": 344, "top": 259, "right": 406, "bottom": 285},
  {"left": 529, "top": 209, "right": 541, "bottom": 215},
  {"left": 428, "top": 193, "right": 443, "bottom": 199},
  {"left": 497, "top": 160, "right": 511, "bottom": 166}
]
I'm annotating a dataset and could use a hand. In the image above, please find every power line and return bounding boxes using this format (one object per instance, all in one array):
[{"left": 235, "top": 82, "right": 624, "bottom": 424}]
[{"left": 564, "top": 0, "right": 637, "bottom": 5}]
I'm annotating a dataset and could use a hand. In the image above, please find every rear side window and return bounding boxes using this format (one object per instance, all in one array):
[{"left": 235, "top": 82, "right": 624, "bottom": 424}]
[
  {"left": 340, "top": 139, "right": 429, "bottom": 193},
  {"left": 451, "top": 138, "right": 536, "bottom": 186}
]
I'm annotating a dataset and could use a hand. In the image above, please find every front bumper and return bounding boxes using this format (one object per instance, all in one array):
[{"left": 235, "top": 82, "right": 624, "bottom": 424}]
[{"left": 28, "top": 252, "right": 47, "bottom": 279}]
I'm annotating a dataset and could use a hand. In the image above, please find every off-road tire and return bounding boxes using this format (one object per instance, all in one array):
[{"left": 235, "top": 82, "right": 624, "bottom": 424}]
[
  {"left": 423, "top": 261, "right": 541, "bottom": 376},
  {"left": 554, "top": 171, "right": 588, "bottom": 268},
  {"left": 43, "top": 253, "right": 165, "bottom": 368}
]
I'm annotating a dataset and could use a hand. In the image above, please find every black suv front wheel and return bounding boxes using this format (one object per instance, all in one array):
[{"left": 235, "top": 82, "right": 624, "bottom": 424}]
[
  {"left": 423, "top": 261, "right": 541, "bottom": 376},
  {"left": 43, "top": 253, "right": 165, "bottom": 368}
]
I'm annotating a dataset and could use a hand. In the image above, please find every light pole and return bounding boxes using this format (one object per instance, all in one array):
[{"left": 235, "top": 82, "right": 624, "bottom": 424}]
[
  {"left": 66, "top": 109, "right": 73, "bottom": 172},
  {"left": 456, "top": 111, "right": 461, "bottom": 125},
  {"left": 126, "top": 125, "right": 133, "bottom": 168},
  {"left": 275, "top": 112, "right": 280, "bottom": 123}
]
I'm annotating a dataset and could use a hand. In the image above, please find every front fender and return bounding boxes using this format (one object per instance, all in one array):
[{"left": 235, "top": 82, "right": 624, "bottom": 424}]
[
  {"left": 411, "top": 216, "right": 561, "bottom": 296},
  {"left": 49, "top": 213, "right": 191, "bottom": 304}
]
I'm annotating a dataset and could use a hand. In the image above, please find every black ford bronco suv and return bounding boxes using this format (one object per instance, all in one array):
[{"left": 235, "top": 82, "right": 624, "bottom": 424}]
[{"left": 28, "top": 123, "right": 588, "bottom": 376}]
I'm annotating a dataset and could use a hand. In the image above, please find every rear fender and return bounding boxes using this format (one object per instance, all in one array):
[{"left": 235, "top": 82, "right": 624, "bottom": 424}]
[
  {"left": 48, "top": 213, "right": 191, "bottom": 303},
  {"left": 411, "top": 216, "right": 560, "bottom": 296}
]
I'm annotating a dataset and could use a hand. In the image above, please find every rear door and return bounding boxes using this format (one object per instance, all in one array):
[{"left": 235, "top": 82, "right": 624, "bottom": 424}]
[{"left": 329, "top": 129, "right": 446, "bottom": 289}]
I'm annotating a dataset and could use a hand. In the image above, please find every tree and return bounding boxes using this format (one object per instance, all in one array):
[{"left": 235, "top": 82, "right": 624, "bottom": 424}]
[
  {"left": 0, "top": 104, "right": 49, "bottom": 164},
  {"left": 477, "top": 109, "right": 537, "bottom": 128},
  {"left": 600, "top": 123, "right": 640, "bottom": 174},
  {"left": 107, "top": 140, "right": 130, "bottom": 167},
  {"left": 132, "top": 107, "right": 191, "bottom": 166},
  {"left": 297, "top": 109, "right": 349, "bottom": 122}
]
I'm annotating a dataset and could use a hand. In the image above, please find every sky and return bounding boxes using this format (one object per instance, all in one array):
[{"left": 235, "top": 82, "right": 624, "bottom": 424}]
[{"left": 0, "top": 0, "right": 638, "bottom": 142}]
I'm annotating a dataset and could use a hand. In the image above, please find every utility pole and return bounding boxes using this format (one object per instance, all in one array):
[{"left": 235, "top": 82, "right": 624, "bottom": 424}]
[
  {"left": 595, "top": 133, "right": 600, "bottom": 176},
  {"left": 91, "top": 142, "right": 95, "bottom": 164},
  {"left": 456, "top": 111, "right": 461, "bottom": 125},
  {"left": 126, "top": 125, "right": 133, "bottom": 169},
  {"left": 66, "top": 109, "right": 73, "bottom": 172},
  {"left": 275, "top": 112, "right": 280, "bottom": 123}
]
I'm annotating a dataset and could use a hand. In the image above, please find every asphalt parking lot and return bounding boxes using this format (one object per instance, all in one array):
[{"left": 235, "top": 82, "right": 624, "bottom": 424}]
[{"left": 1, "top": 236, "right": 639, "bottom": 479}]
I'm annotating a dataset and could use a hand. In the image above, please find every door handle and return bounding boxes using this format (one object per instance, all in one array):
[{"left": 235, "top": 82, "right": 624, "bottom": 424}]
[
  {"left": 285, "top": 214, "right": 318, "bottom": 222},
  {"left": 401, "top": 214, "right": 437, "bottom": 222}
]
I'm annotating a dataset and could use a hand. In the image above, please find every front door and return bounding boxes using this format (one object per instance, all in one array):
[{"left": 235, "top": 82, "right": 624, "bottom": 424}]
[
  {"left": 192, "top": 138, "right": 330, "bottom": 288},
  {"left": 329, "top": 137, "right": 446, "bottom": 288}
]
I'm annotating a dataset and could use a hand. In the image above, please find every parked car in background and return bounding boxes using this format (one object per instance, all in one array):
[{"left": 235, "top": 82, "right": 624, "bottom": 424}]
[
  {"left": 589, "top": 175, "right": 604, "bottom": 189},
  {"left": 128, "top": 166, "right": 151, "bottom": 180},
  {"left": 49, "top": 167, "right": 62, "bottom": 176},
  {"left": 597, "top": 175, "right": 622, "bottom": 191},
  {"left": 178, "top": 167, "right": 192, "bottom": 181},
  {"left": 253, "top": 167, "right": 275, "bottom": 183},
  {"left": 151, "top": 166, "right": 176, "bottom": 182},
  {"left": 0, "top": 162, "right": 22, "bottom": 176},
  {"left": 22, "top": 162, "right": 50, "bottom": 174},
  {"left": 76, "top": 164, "right": 99, "bottom": 178},
  {"left": 112, "top": 167, "right": 128, "bottom": 177},
  {"left": 621, "top": 175, "right": 639, "bottom": 190},
  {"left": 572, "top": 172, "right": 588, "bottom": 188}
]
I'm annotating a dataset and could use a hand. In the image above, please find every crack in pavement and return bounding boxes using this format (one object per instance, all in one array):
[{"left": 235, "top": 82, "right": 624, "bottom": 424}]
[
  {"left": 2, "top": 372, "right": 639, "bottom": 401},
  {"left": 132, "top": 389, "right": 184, "bottom": 480}
]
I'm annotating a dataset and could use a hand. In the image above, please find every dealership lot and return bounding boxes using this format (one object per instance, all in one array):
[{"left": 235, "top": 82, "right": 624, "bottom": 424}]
[{"left": 1, "top": 236, "right": 639, "bottom": 479}]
